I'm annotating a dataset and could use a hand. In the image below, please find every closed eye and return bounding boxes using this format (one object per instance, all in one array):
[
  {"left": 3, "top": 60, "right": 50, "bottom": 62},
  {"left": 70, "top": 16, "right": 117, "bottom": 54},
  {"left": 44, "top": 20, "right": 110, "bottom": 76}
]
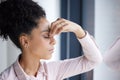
[{"left": 43, "top": 33, "right": 50, "bottom": 38}]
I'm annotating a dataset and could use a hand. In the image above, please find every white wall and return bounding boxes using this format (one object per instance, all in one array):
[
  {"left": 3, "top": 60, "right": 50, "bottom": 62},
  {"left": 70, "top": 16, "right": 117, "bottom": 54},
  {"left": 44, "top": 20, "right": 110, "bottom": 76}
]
[
  {"left": 0, "top": 39, "right": 7, "bottom": 73},
  {"left": 0, "top": 0, "right": 60, "bottom": 73},
  {"left": 94, "top": 0, "right": 120, "bottom": 80},
  {"left": 7, "top": 39, "right": 20, "bottom": 66}
]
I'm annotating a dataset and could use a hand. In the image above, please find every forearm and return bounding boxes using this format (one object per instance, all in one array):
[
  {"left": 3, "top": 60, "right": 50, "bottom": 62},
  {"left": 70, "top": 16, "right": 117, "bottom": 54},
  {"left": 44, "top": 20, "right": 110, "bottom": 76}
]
[
  {"left": 78, "top": 31, "right": 103, "bottom": 64},
  {"left": 56, "top": 32, "right": 103, "bottom": 79}
]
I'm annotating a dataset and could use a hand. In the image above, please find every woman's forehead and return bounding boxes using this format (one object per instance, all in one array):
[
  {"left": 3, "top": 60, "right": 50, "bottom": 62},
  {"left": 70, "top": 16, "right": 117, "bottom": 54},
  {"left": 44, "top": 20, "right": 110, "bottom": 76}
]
[{"left": 31, "top": 18, "right": 50, "bottom": 33}]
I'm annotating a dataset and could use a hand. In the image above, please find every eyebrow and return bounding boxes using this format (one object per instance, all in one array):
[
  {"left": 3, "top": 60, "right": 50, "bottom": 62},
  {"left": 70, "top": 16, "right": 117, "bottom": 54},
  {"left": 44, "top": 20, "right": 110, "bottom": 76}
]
[
  {"left": 41, "top": 27, "right": 50, "bottom": 33},
  {"left": 41, "top": 25, "right": 51, "bottom": 33}
]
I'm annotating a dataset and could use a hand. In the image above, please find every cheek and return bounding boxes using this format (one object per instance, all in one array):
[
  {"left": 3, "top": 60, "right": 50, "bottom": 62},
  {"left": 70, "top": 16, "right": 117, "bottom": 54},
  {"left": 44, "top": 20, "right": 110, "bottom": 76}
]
[{"left": 30, "top": 37, "right": 50, "bottom": 51}]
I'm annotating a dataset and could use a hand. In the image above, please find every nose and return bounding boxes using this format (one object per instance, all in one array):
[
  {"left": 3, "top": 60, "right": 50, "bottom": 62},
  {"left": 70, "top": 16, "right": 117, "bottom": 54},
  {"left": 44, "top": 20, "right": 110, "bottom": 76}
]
[{"left": 50, "top": 37, "right": 56, "bottom": 45}]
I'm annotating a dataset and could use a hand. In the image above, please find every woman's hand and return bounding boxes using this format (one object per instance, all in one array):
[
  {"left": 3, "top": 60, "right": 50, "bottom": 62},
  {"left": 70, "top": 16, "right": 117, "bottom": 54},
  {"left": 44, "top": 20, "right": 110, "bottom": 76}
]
[{"left": 49, "top": 18, "right": 86, "bottom": 38}]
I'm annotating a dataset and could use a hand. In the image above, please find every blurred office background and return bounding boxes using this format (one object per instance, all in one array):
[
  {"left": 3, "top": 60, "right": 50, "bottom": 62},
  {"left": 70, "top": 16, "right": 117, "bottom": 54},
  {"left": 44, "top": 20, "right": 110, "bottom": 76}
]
[{"left": 0, "top": 0, "right": 120, "bottom": 80}]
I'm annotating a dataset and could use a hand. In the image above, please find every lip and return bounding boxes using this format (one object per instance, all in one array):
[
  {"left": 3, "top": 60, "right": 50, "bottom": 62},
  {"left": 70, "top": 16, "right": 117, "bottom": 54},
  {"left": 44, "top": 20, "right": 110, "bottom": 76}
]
[{"left": 49, "top": 48, "right": 54, "bottom": 53}]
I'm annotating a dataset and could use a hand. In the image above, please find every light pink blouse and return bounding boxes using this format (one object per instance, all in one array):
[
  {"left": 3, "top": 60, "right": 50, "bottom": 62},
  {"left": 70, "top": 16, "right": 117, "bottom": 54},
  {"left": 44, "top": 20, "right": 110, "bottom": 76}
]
[{"left": 0, "top": 32, "right": 102, "bottom": 80}]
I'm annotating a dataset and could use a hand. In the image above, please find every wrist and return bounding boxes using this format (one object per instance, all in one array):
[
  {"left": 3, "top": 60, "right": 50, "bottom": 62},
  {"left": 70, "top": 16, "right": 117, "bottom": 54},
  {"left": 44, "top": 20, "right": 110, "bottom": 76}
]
[{"left": 74, "top": 27, "right": 86, "bottom": 39}]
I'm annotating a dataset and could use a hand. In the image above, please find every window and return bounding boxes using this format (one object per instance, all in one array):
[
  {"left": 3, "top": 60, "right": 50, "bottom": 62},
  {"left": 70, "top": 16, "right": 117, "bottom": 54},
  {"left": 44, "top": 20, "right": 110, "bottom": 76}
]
[{"left": 60, "top": 0, "right": 94, "bottom": 80}]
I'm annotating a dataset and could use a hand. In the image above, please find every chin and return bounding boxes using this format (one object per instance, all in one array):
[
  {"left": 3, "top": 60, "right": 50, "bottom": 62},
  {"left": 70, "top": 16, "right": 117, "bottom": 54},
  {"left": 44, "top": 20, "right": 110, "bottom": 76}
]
[
  {"left": 46, "top": 57, "right": 52, "bottom": 60},
  {"left": 43, "top": 55, "right": 52, "bottom": 60}
]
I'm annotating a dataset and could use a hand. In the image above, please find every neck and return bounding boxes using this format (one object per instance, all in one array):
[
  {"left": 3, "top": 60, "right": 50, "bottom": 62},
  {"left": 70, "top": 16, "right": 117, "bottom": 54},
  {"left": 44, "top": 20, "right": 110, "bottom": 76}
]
[{"left": 19, "top": 52, "right": 40, "bottom": 77}]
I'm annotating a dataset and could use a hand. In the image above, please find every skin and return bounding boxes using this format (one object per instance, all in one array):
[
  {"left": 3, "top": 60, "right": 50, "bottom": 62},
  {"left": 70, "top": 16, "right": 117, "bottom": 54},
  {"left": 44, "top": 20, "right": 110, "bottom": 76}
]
[{"left": 19, "top": 17, "right": 85, "bottom": 76}]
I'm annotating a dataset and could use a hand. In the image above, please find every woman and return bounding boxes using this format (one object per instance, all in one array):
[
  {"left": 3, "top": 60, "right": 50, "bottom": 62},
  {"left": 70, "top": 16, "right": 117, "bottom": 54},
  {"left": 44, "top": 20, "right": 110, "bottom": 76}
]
[{"left": 0, "top": 0, "right": 102, "bottom": 80}]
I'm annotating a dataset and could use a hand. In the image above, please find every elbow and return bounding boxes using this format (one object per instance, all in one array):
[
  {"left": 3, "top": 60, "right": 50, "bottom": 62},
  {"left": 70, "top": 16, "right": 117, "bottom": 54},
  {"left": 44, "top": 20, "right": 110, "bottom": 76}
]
[
  {"left": 95, "top": 51, "right": 103, "bottom": 65},
  {"left": 93, "top": 55, "right": 103, "bottom": 66}
]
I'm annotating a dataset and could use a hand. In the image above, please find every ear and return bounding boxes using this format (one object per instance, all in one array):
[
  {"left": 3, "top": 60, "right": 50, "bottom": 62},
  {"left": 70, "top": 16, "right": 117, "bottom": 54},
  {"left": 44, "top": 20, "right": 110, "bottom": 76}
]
[{"left": 19, "top": 33, "right": 30, "bottom": 48}]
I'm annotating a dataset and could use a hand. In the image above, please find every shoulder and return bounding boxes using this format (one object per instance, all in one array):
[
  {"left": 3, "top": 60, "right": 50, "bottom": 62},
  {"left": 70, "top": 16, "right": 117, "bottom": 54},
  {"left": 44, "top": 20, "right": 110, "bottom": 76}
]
[
  {"left": 42, "top": 60, "right": 63, "bottom": 73},
  {"left": 44, "top": 60, "right": 62, "bottom": 67},
  {"left": 44, "top": 57, "right": 80, "bottom": 69},
  {"left": 0, "top": 63, "right": 17, "bottom": 80}
]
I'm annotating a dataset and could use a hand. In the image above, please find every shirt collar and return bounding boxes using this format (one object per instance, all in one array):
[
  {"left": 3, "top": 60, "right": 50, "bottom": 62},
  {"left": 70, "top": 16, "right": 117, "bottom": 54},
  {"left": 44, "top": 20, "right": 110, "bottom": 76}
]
[
  {"left": 13, "top": 59, "right": 27, "bottom": 80},
  {"left": 13, "top": 55, "right": 48, "bottom": 80},
  {"left": 38, "top": 62, "right": 48, "bottom": 76}
]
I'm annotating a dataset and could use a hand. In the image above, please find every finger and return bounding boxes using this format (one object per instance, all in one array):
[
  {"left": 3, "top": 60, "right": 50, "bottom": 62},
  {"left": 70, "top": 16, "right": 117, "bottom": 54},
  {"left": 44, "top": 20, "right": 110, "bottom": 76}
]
[
  {"left": 55, "top": 23, "right": 69, "bottom": 34},
  {"left": 56, "top": 27, "right": 63, "bottom": 34},
  {"left": 50, "top": 21, "right": 65, "bottom": 36},
  {"left": 50, "top": 18, "right": 68, "bottom": 36},
  {"left": 51, "top": 18, "right": 66, "bottom": 30},
  {"left": 60, "top": 22, "right": 68, "bottom": 27},
  {"left": 51, "top": 18, "right": 64, "bottom": 30},
  {"left": 55, "top": 22, "right": 69, "bottom": 34},
  {"left": 50, "top": 22, "right": 61, "bottom": 36},
  {"left": 51, "top": 24, "right": 61, "bottom": 36}
]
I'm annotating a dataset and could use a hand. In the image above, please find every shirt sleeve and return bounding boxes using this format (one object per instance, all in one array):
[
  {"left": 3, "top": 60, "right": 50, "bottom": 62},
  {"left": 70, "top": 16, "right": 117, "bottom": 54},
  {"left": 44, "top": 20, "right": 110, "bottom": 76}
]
[
  {"left": 46, "top": 31, "right": 102, "bottom": 79},
  {"left": 103, "top": 37, "right": 120, "bottom": 71}
]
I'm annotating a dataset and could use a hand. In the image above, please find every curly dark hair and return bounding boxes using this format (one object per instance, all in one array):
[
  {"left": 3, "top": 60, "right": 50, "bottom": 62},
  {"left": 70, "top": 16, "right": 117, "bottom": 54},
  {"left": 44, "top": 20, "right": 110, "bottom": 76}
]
[{"left": 0, "top": 0, "right": 46, "bottom": 49}]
